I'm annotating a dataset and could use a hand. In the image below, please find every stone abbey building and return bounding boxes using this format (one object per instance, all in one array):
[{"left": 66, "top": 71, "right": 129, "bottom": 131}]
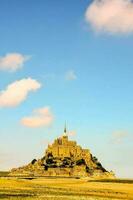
[
  {"left": 46, "top": 132, "right": 91, "bottom": 165},
  {"left": 10, "top": 127, "right": 115, "bottom": 178}
]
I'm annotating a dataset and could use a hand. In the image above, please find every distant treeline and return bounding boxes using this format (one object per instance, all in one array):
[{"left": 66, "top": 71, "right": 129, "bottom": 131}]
[
  {"left": 0, "top": 171, "right": 9, "bottom": 177},
  {"left": 88, "top": 179, "right": 133, "bottom": 184}
]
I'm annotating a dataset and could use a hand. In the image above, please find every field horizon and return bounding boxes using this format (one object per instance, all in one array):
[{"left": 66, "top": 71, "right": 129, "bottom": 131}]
[{"left": 0, "top": 175, "right": 133, "bottom": 200}]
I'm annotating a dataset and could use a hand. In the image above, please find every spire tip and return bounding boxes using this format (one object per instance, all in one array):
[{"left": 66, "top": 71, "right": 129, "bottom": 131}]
[{"left": 64, "top": 122, "right": 67, "bottom": 134}]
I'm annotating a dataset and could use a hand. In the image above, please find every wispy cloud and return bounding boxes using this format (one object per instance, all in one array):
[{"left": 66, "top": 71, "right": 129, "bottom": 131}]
[
  {"left": 111, "top": 130, "right": 129, "bottom": 144},
  {"left": 65, "top": 70, "right": 77, "bottom": 81},
  {"left": 21, "top": 107, "right": 54, "bottom": 128},
  {"left": 85, "top": 0, "right": 133, "bottom": 35},
  {"left": 41, "top": 73, "right": 56, "bottom": 80},
  {"left": 0, "top": 53, "right": 30, "bottom": 71},
  {"left": 68, "top": 130, "right": 76, "bottom": 137},
  {"left": 0, "top": 78, "right": 41, "bottom": 107}
]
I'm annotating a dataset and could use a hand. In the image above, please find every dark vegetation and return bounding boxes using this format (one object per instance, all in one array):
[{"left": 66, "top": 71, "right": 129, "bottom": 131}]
[
  {"left": 76, "top": 159, "right": 86, "bottom": 165},
  {"left": 91, "top": 154, "right": 107, "bottom": 172},
  {"left": 86, "top": 166, "right": 93, "bottom": 174},
  {"left": 31, "top": 159, "right": 37, "bottom": 165},
  {"left": 88, "top": 179, "right": 133, "bottom": 184},
  {"left": 0, "top": 171, "right": 9, "bottom": 177}
]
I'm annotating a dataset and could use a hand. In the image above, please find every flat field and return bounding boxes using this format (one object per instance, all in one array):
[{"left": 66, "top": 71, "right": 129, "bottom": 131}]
[{"left": 0, "top": 177, "right": 133, "bottom": 200}]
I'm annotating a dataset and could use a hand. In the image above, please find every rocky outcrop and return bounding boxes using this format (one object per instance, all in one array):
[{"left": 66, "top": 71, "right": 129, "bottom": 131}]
[{"left": 10, "top": 133, "right": 115, "bottom": 178}]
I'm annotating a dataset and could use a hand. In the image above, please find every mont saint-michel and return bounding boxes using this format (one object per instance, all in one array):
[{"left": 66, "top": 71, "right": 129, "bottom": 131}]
[{"left": 10, "top": 128, "right": 115, "bottom": 178}]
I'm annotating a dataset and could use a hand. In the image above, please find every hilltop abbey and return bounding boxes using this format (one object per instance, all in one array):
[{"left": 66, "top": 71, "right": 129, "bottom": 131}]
[
  {"left": 10, "top": 127, "right": 115, "bottom": 178},
  {"left": 46, "top": 128, "right": 91, "bottom": 165}
]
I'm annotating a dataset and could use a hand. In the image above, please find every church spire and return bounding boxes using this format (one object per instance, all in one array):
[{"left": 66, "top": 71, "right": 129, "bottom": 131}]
[
  {"left": 64, "top": 122, "right": 67, "bottom": 133},
  {"left": 64, "top": 122, "right": 67, "bottom": 135}
]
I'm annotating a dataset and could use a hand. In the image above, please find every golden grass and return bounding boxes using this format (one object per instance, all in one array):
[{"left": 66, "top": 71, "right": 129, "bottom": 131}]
[{"left": 0, "top": 177, "right": 133, "bottom": 200}]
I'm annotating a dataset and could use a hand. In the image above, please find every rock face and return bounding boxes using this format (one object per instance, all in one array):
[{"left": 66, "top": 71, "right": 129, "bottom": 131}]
[{"left": 10, "top": 131, "right": 115, "bottom": 178}]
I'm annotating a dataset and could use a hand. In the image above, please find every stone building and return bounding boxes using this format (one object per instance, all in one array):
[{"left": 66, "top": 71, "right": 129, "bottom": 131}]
[
  {"left": 45, "top": 127, "right": 94, "bottom": 169},
  {"left": 46, "top": 129, "right": 90, "bottom": 160},
  {"left": 10, "top": 126, "right": 115, "bottom": 178}
]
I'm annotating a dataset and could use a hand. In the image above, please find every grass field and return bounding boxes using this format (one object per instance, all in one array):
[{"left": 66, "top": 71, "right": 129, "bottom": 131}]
[{"left": 0, "top": 177, "right": 133, "bottom": 200}]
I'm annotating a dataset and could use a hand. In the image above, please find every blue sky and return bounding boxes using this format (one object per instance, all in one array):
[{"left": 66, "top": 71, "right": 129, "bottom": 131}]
[{"left": 0, "top": 0, "right": 133, "bottom": 178}]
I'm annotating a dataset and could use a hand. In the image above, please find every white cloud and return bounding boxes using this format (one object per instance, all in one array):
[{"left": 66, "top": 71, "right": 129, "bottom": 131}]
[
  {"left": 0, "top": 78, "right": 41, "bottom": 107},
  {"left": 65, "top": 70, "right": 77, "bottom": 81},
  {"left": 85, "top": 0, "right": 133, "bottom": 34},
  {"left": 111, "top": 130, "right": 129, "bottom": 144},
  {"left": 21, "top": 107, "right": 54, "bottom": 128},
  {"left": 0, "top": 53, "right": 30, "bottom": 71}
]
